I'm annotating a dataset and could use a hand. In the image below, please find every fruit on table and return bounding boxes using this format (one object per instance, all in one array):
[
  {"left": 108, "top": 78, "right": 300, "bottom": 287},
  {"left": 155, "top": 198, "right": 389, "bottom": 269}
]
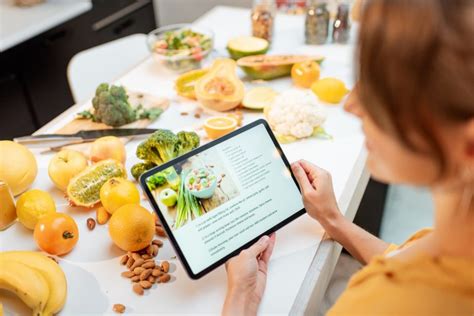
[
  {"left": 175, "top": 68, "right": 209, "bottom": 99},
  {"left": 226, "top": 36, "right": 269, "bottom": 59},
  {"left": 204, "top": 116, "right": 238, "bottom": 139},
  {"left": 291, "top": 60, "right": 321, "bottom": 88},
  {"left": 0, "top": 180, "right": 16, "bottom": 231},
  {"left": 195, "top": 58, "right": 245, "bottom": 111},
  {"left": 242, "top": 87, "right": 278, "bottom": 110},
  {"left": 311, "top": 78, "right": 349, "bottom": 104},
  {"left": 100, "top": 178, "right": 140, "bottom": 214},
  {"left": 48, "top": 149, "right": 88, "bottom": 192},
  {"left": 108, "top": 204, "right": 155, "bottom": 252},
  {"left": 90, "top": 136, "right": 126, "bottom": 164},
  {"left": 67, "top": 159, "right": 126, "bottom": 207},
  {"left": 0, "top": 141, "right": 37, "bottom": 196},
  {"left": 34, "top": 213, "right": 79, "bottom": 256},
  {"left": 0, "top": 259, "right": 50, "bottom": 315},
  {"left": 159, "top": 188, "right": 178, "bottom": 207},
  {"left": 0, "top": 251, "right": 67, "bottom": 315},
  {"left": 237, "top": 54, "right": 325, "bottom": 80},
  {"left": 16, "top": 189, "right": 56, "bottom": 230}
]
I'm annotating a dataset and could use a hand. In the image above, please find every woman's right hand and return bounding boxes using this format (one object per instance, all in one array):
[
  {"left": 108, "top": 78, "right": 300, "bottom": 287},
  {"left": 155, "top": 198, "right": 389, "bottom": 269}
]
[{"left": 291, "top": 160, "right": 344, "bottom": 234}]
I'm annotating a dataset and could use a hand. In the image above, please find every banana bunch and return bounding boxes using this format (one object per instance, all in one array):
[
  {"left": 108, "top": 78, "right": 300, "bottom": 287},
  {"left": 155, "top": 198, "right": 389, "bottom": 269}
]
[{"left": 0, "top": 251, "right": 67, "bottom": 316}]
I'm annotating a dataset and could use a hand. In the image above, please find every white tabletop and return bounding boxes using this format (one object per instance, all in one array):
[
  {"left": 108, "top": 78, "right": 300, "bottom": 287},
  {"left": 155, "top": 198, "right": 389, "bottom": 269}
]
[
  {"left": 0, "top": 0, "right": 92, "bottom": 52},
  {"left": 0, "top": 6, "right": 368, "bottom": 315}
]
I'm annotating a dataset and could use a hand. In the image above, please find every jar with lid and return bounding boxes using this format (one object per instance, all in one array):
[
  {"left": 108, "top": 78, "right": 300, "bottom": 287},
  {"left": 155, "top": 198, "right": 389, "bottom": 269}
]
[
  {"left": 332, "top": 3, "right": 351, "bottom": 43},
  {"left": 305, "top": 0, "right": 330, "bottom": 45},
  {"left": 251, "top": 0, "right": 276, "bottom": 42}
]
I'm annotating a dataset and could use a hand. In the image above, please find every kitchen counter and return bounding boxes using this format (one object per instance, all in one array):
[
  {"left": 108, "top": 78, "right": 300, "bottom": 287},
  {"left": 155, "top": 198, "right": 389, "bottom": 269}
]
[
  {"left": 0, "top": 0, "right": 92, "bottom": 52},
  {"left": 0, "top": 6, "right": 368, "bottom": 315}
]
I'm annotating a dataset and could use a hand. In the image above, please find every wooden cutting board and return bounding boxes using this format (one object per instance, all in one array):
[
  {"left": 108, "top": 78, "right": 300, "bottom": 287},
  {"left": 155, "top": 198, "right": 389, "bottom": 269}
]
[{"left": 54, "top": 90, "right": 169, "bottom": 156}]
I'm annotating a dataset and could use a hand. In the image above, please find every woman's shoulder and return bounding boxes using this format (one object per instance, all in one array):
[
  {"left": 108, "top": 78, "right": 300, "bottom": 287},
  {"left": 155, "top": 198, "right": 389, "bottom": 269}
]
[{"left": 328, "top": 238, "right": 474, "bottom": 315}]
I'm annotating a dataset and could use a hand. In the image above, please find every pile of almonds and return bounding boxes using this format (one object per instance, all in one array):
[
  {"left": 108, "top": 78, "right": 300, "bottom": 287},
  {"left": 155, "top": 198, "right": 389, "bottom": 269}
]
[{"left": 120, "top": 239, "right": 172, "bottom": 296}]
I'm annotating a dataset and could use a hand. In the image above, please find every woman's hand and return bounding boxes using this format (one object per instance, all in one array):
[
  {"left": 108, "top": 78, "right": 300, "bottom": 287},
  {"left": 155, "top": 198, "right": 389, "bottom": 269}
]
[
  {"left": 222, "top": 233, "right": 276, "bottom": 316},
  {"left": 291, "top": 160, "right": 344, "bottom": 234}
]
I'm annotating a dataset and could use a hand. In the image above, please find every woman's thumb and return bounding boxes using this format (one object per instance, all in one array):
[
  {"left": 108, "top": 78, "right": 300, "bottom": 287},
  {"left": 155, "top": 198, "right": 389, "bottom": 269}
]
[
  {"left": 291, "top": 163, "right": 312, "bottom": 193},
  {"left": 247, "top": 235, "right": 270, "bottom": 257}
]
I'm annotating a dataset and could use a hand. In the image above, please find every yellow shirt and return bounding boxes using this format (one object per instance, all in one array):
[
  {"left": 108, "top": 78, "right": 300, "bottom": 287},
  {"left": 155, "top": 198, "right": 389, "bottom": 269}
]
[{"left": 328, "top": 229, "right": 474, "bottom": 315}]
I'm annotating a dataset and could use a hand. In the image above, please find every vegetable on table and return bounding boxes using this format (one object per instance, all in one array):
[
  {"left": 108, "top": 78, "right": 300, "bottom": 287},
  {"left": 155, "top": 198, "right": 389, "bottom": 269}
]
[{"left": 175, "top": 169, "right": 203, "bottom": 229}]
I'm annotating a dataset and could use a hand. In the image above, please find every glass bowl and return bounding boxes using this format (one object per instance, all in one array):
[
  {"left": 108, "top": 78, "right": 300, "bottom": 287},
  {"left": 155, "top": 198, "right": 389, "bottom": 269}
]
[{"left": 147, "top": 24, "right": 214, "bottom": 73}]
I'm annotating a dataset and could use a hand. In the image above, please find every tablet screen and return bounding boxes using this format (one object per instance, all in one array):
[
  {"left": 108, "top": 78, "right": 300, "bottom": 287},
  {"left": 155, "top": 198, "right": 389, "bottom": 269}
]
[{"left": 143, "top": 122, "right": 304, "bottom": 276}]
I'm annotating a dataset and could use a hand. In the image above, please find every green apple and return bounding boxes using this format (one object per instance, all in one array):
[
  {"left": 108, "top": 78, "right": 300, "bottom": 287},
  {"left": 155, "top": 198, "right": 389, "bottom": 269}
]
[{"left": 159, "top": 188, "right": 177, "bottom": 207}]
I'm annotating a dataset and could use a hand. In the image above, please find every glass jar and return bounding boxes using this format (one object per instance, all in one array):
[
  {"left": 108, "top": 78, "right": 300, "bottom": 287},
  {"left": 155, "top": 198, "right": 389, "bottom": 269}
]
[
  {"left": 332, "top": 3, "right": 350, "bottom": 43},
  {"left": 305, "top": 0, "right": 330, "bottom": 45},
  {"left": 251, "top": 0, "right": 276, "bottom": 42}
]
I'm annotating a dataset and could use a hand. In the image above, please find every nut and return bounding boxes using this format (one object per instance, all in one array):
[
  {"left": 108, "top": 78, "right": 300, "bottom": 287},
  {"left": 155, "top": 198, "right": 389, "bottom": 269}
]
[
  {"left": 121, "top": 271, "right": 135, "bottom": 278},
  {"left": 142, "top": 261, "right": 155, "bottom": 269},
  {"left": 120, "top": 255, "right": 128, "bottom": 265},
  {"left": 139, "top": 280, "right": 152, "bottom": 289},
  {"left": 159, "top": 273, "right": 171, "bottom": 283},
  {"left": 113, "top": 304, "right": 126, "bottom": 314},
  {"left": 133, "top": 283, "right": 144, "bottom": 295},
  {"left": 152, "top": 268, "right": 163, "bottom": 277},
  {"left": 133, "top": 267, "right": 145, "bottom": 275},
  {"left": 131, "top": 276, "right": 140, "bottom": 282},
  {"left": 146, "top": 245, "right": 153, "bottom": 256},
  {"left": 155, "top": 226, "right": 166, "bottom": 237},
  {"left": 130, "top": 258, "right": 144, "bottom": 271},
  {"left": 96, "top": 207, "right": 110, "bottom": 225},
  {"left": 131, "top": 253, "right": 141, "bottom": 261},
  {"left": 86, "top": 218, "right": 96, "bottom": 230},
  {"left": 147, "top": 276, "right": 155, "bottom": 284},
  {"left": 151, "top": 245, "right": 159, "bottom": 257},
  {"left": 161, "top": 261, "right": 170, "bottom": 273},
  {"left": 126, "top": 257, "right": 135, "bottom": 269},
  {"left": 141, "top": 254, "right": 151, "bottom": 260},
  {"left": 152, "top": 239, "right": 163, "bottom": 247},
  {"left": 194, "top": 113, "right": 201, "bottom": 119},
  {"left": 140, "top": 269, "right": 152, "bottom": 281}
]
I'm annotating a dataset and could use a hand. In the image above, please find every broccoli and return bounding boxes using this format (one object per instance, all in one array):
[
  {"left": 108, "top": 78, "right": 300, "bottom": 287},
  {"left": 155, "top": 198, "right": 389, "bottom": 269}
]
[
  {"left": 146, "top": 173, "right": 167, "bottom": 190},
  {"left": 131, "top": 129, "right": 200, "bottom": 180},
  {"left": 77, "top": 83, "right": 164, "bottom": 127},
  {"left": 131, "top": 161, "right": 156, "bottom": 180}
]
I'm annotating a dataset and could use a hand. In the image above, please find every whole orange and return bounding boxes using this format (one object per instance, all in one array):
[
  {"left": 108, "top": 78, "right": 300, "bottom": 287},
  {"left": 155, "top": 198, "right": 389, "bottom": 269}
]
[
  {"left": 291, "top": 61, "right": 320, "bottom": 88},
  {"left": 100, "top": 178, "right": 140, "bottom": 214},
  {"left": 108, "top": 204, "right": 155, "bottom": 252}
]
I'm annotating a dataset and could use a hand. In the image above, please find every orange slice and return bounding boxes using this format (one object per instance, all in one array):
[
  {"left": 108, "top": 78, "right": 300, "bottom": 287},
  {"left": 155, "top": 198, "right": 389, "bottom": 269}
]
[{"left": 204, "top": 116, "right": 238, "bottom": 139}]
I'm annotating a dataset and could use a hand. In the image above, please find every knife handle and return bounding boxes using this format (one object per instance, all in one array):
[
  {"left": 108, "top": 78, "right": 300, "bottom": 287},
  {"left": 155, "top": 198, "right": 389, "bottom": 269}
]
[{"left": 14, "top": 136, "right": 83, "bottom": 145}]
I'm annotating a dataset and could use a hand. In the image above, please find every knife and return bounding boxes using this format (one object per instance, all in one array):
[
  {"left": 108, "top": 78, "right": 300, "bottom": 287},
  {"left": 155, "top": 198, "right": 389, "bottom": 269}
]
[{"left": 14, "top": 128, "right": 158, "bottom": 145}]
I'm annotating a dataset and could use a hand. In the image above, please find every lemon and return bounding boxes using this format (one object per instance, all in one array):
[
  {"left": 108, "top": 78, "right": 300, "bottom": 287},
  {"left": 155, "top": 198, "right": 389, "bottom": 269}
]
[
  {"left": 242, "top": 87, "right": 278, "bottom": 110},
  {"left": 16, "top": 189, "right": 56, "bottom": 230},
  {"left": 311, "top": 78, "right": 349, "bottom": 104},
  {"left": 204, "top": 116, "right": 238, "bottom": 139}
]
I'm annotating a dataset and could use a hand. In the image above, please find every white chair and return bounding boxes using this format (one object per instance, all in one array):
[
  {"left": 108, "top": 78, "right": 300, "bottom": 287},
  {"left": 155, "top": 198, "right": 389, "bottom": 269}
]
[{"left": 67, "top": 34, "right": 149, "bottom": 104}]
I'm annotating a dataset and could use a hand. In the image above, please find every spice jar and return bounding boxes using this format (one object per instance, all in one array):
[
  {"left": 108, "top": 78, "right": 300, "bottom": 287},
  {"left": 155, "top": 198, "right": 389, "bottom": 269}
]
[
  {"left": 305, "top": 0, "right": 330, "bottom": 45},
  {"left": 0, "top": 180, "right": 17, "bottom": 231},
  {"left": 251, "top": 0, "right": 276, "bottom": 42},
  {"left": 332, "top": 3, "right": 351, "bottom": 43}
]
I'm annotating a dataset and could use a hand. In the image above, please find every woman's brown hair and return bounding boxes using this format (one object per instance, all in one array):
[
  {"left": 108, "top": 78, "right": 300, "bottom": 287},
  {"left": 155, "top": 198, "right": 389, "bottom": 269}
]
[{"left": 357, "top": 0, "right": 474, "bottom": 171}]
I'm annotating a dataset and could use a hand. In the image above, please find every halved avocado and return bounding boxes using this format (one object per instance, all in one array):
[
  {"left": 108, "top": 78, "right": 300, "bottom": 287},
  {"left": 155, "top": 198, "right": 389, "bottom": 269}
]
[
  {"left": 237, "top": 54, "right": 325, "bottom": 80},
  {"left": 195, "top": 58, "right": 245, "bottom": 112},
  {"left": 227, "top": 36, "right": 269, "bottom": 60}
]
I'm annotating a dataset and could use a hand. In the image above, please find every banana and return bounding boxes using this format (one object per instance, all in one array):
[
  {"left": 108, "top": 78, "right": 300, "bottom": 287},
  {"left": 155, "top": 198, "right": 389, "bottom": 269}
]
[
  {"left": 0, "top": 259, "right": 50, "bottom": 315},
  {"left": 0, "top": 251, "right": 67, "bottom": 315}
]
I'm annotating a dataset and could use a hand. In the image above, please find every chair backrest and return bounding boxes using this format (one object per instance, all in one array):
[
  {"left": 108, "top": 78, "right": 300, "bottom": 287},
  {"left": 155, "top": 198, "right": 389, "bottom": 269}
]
[{"left": 67, "top": 34, "right": 149, "bottom": 104}]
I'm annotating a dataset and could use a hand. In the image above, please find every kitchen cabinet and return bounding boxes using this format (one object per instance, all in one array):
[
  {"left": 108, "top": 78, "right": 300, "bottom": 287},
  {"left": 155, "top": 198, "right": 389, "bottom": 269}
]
[{"left": 0, "top": 0, "right": 156, "bottom": 139}]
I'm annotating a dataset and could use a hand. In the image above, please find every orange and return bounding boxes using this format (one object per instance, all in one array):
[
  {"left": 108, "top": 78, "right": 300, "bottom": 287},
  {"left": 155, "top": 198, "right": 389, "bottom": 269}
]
[
  {"left": 291, "top": 61, "right": 320, "bottom": 88},
  {"left": 100, "top": 178, "right": 140, "bottom": 214},
  {"left": 108, "top": 204, "right": 155, "bottom": 252},
  {"left": 204, "top": 116, "right": 238, "bottom": 139}
]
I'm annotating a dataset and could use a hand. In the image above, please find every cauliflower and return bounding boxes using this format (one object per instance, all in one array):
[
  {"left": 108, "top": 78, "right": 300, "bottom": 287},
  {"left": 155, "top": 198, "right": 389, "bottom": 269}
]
[{"left": 266, "top": 90, "right": 327, "bottom": 139}]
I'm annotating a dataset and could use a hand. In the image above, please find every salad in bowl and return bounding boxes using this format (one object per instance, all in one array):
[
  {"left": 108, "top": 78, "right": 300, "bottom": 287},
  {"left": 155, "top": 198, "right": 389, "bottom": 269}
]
[{"left": 185, "top": 167, "right": 217, "bottom": 199}]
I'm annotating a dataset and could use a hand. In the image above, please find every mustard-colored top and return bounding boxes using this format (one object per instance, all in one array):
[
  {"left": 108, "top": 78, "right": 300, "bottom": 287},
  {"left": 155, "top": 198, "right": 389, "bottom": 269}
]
[{"left": 328, "top": 229, "right": 474, "bottom": 315}]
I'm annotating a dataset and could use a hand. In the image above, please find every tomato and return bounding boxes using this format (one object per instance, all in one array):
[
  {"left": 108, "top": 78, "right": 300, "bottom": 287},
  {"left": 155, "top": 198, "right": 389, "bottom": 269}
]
[
  {"left": 291, "top": 61, "right": 321, "bottom": 88},
  {"left": 34, "top": 213, "right": 79, "bottom": 256}
]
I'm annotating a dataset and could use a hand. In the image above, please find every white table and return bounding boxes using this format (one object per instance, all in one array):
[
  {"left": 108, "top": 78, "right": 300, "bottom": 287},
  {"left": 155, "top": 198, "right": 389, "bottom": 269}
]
[
  {"left": 0, "top": 6, "right": 368, "bottom": 315},
  {"left": 0, "top": 0, "right": 92, "bottom": 52}
]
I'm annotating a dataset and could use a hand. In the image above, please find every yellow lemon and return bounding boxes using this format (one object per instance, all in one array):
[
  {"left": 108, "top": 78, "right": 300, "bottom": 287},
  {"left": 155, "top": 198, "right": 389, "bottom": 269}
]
[
  {"left": 204, "top": 116, "right": 238, "bottom": 139},
  {"left": 311, "top": 78, "right": 349, "bottom": 104},
  {"left": 100, "top": 178, "right": 140, "bottom": 215},
  {"left": 16, "top": 189, "right": 56, "bottom": 230}
]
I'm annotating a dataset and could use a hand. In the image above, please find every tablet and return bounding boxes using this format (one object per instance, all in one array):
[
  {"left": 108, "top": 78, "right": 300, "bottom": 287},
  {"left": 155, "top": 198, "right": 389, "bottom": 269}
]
[{"left": 140, "top": 119, "right": 305, "bottom": 279}]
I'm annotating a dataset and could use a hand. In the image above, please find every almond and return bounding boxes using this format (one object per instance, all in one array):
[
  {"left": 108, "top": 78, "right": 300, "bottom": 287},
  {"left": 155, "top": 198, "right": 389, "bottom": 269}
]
[
  {"left": 140, "top": 269, "right": 152, "bottom": 281},
  {"left": 133, "top": 267, "right": 145, "bottom": 275},
  {"left": 121, "top": 271, "right": 135, "bottom": 278},
  {"left": 126, "top": 257, "right": 135, "bottom": 269},
  {"left": 151, "top": 245, "right": 159, "bottom": 257},
  {"left": 152, "top": 269, "right": 163, "bottom": 277},
  {"left": 142, "top": 261, "right": 155, "bottom": 269},
  {"left": 113, "top": 304, "right": 126, "bottom": 314},
  {"left": 120, "top": 255, "right": 128, "bottom": 265},
  {"left": 86, "top": 218, "right": 96, "bottom": 230},
  {"left": 130, "top": 258, "right": 144, "bottom": 270},
  {"left": 155, "top": 226, "right": 166, "bottom": 237},
  {"left": 139, "top": 280, "right": 152, "bottom": 289},
  {"left": 159, "top": 273, "right": 171, "bottom": 283},
  {"left": 133, "top": 283, "right": 144, "bottom": 295},
  {"left": 96, "top": 207, "right": 110, "bottom": 225},
  {"left": 148, "top": 276, "right": 156, "bottom": 284},
  {"left": 146, "top": 245, "right": 153, "bottom": 256},
  {"left": 131, "top": 253, "right": 141, "bottom": 261},
  {"left": 152, "top": 239, "right": 163, "bottom": 247},
  {"left": 141, "top": 254, "right": 151, "bottom": 260},
  {"left": 131, "top": 276, "right": 140, "bottom": 282},
  {"left": 161, "top": 261, "right": 170, "bottom": 273}
]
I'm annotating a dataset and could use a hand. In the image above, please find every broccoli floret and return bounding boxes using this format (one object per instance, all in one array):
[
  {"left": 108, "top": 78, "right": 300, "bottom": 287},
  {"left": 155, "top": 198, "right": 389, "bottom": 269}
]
[
  {"left": 146, "top": 173, "right": 167, "bottom": 190},
  {"left": 131, "top": 161, "right": 156, "bottom": 180},
  {"left": 176, "top": 131, "right": 200, "bottom": 156},
  {"left": 91, "top": 83, "right": 136, "bottom": 127}
]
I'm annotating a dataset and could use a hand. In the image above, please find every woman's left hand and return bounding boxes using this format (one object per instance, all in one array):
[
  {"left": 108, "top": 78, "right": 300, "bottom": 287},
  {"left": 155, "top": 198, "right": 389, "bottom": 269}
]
[{"left": 222, "top": 233, "right": 276, "bottom": 316}]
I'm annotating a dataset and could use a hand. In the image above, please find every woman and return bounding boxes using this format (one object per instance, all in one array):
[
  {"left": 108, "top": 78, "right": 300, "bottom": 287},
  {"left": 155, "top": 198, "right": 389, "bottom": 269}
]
[{"left": 222, "top": 0, "right": 474, "bottom": 315}]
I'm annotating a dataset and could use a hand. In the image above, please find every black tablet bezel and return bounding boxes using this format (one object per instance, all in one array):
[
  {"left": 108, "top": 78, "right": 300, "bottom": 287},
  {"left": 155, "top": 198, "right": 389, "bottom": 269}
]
[{"left": 139, "top": 119, "right": 305, "bottom": 279}]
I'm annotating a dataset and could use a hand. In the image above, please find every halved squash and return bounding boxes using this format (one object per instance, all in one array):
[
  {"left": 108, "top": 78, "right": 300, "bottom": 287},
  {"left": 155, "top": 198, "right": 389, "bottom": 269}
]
[{"left": 195, "top": 58, "right": 245, "bottom": 112}]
